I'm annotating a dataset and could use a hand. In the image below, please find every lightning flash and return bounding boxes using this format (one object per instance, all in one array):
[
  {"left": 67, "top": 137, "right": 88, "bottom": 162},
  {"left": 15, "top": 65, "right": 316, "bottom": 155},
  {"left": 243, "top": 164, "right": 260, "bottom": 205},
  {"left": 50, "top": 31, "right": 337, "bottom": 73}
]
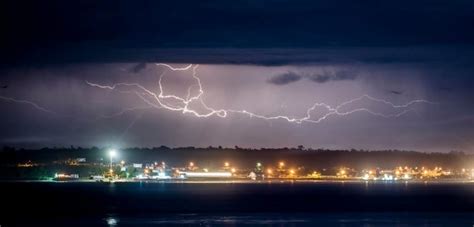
[
  {"left": 0, "top": 95, "right": 56, "bottom": 115},
  {"left": 86, "top": 64, "right": 435, "bottom": 124}
]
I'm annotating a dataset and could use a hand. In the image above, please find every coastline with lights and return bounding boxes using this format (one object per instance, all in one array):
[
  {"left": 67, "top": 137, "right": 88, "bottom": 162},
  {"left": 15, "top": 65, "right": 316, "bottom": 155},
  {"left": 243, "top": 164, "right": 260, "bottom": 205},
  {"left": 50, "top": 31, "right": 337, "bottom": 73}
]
[{"left": 1, "top": 147, "right": 473, "bottom": 183}]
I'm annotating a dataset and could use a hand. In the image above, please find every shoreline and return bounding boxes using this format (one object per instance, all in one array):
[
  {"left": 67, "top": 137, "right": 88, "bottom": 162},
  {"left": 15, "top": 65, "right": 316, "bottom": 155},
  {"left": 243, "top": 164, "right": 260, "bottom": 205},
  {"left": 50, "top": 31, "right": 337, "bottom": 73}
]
[{"left": 2, "top": 178, "right": 473, "bottom": 184}]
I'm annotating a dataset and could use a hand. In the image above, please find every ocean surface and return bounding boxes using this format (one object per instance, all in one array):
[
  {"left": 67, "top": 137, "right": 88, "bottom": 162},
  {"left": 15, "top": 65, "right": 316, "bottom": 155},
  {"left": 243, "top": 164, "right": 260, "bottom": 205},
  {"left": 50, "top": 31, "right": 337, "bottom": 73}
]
[{"left": 1, "top": 181, "right": 473, "bottom": 226}]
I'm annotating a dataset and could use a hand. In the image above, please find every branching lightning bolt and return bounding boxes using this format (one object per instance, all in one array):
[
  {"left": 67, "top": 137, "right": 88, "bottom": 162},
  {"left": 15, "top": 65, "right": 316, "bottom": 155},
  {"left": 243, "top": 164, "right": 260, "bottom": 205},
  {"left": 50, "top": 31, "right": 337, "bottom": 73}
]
[
  {"left": 86, "top": 63, "right": 436, "bottom": 124},
  {"left": 0, "top": 95, "right": 56, "bottom": 115}
]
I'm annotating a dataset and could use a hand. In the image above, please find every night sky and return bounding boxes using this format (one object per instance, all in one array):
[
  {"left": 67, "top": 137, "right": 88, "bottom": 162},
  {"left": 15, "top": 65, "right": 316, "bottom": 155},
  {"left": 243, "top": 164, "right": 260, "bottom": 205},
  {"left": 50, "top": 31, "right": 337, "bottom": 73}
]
[{"left": 0, "top": 0, "right": 473, "bottom": 152}]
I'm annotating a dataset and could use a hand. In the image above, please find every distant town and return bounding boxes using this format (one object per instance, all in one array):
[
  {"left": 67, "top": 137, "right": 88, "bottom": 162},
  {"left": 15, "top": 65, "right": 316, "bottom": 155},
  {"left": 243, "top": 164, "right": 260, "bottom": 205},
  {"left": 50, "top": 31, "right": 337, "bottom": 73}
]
[{"left": 1, "top": 146, "right": 473, "bottom": 182}]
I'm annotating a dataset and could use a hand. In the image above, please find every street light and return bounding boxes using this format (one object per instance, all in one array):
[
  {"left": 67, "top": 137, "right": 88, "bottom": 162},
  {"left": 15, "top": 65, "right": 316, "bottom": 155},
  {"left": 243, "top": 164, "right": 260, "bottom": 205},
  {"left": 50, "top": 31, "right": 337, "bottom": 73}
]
[
  {"left": 108, "top": 149, "right": 117, "bottom": 172},
  {"left": 339, "top": 169, "right": 346, "bottom": 176},
  {"left": 279, "top": 162, "right": 285, "bottom": 168},
  {"left": 109, "top": 149, "right": 117, "bottom": 158},
  {"left": 267, "top": 168, "right": 273, "bottom": 174}
]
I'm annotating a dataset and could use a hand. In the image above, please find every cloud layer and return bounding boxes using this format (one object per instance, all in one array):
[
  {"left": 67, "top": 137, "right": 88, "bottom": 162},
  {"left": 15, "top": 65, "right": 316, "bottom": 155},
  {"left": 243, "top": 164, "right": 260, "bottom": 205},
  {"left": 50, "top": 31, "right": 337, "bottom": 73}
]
[
  {"left": 267, "top": 72, "right": 302, "bottom": 85},
  {"left": 268, "top": 70, "right": 358, "bottom": 85}
]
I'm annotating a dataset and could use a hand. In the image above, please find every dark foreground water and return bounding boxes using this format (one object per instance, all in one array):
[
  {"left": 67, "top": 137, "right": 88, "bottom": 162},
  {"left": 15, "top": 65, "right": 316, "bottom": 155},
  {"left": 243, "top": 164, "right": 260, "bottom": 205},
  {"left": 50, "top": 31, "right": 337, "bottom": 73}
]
[{"left": 1, "top": 181, "right": 473, "bottom": 226}]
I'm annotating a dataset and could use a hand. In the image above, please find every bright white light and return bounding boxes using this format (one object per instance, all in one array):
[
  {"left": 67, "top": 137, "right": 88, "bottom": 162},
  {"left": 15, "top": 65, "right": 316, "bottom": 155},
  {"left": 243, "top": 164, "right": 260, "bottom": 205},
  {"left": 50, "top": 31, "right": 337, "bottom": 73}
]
[
  {"left": 106, "top": 217, "right": 118, "bottom": 226},
  {"left": 403, "top": 173, "right": 411, "bottom": 180},
  {"left": 363, "top": 174, "right": 370, "bottom": 180},
  {"left": 382, "top": 174, "right": 394, "bottom": 181},
  {"left": 109, "top": 149, "right": 117, "bottom": 158}
]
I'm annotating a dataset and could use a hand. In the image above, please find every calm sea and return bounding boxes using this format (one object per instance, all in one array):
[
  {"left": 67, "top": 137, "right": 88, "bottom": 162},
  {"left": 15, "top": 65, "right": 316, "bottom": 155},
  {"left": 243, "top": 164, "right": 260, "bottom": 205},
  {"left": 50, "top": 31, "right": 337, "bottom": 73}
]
[{"left": 1, "top": 181, "right": 473, "bottom": 226}]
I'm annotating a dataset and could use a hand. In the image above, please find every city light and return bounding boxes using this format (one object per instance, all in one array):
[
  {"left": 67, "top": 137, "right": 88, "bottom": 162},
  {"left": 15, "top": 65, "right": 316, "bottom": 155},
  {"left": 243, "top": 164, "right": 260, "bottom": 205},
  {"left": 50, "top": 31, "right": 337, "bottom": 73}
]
[
  {"left": 382, "top": 174, "right": 394, "bottom": 181},
  {"left": 40, "top": 154, "right": 474, "bottom": 182},
  {"left": 308, "top": 171, "right": 321, "bottom": 178},
  {"left": 363, "top": 173, "right": 370, "bottom": 180},
  {"left": 337, "top": 168, "right": 349, "bottom": 178},
  {"left": 267, "top": 168, "right": 273, "bottom": 174},
  {"left": 180, "top": 172, "right": 232, "bottom": 178}
]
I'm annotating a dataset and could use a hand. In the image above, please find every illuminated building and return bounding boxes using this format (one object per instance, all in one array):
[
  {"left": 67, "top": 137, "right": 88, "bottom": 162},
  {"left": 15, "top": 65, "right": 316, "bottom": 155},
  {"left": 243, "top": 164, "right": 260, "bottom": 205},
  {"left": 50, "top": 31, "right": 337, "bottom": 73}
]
[
  {"left": 53, "top": 173, "right": 79, "bottom": 181},
  {"left": 178, "top": 171, "right": 232, "bottom": 179}
]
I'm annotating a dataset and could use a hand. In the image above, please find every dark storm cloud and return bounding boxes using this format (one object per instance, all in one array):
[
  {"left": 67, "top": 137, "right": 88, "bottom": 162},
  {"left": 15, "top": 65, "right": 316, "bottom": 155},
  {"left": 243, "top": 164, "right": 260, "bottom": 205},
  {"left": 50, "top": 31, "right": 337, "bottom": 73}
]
[
  {"left": 130, "top": 63, "right": 147, "bottom": 73},
  {"left": 1, "top": 0, "right": 474, "bottom": 65},
  {"left": 2, "top": 46, "right": 473, "bottom": 70},
  {"left": 269, "top": 70, "right": 358, "bottom": 85},
  {"left": 306, "top": 70, "right": 358, "bottom": 84},
  {"left": 389, "top": 90, "right": 404, "bottom": 95},
  {"left": 307, "top": 74, "right": 330, "bottom": 83},
  {"left": 267, "top": 72, "right": 302, "bottom": 85}
]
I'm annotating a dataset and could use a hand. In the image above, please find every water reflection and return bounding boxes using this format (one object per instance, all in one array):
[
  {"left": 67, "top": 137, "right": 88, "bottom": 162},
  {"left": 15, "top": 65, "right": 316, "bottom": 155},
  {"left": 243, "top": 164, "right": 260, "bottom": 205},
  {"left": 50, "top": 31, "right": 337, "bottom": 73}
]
[{"left": 105, "top": 217, "right": 118, "bottom": 226}]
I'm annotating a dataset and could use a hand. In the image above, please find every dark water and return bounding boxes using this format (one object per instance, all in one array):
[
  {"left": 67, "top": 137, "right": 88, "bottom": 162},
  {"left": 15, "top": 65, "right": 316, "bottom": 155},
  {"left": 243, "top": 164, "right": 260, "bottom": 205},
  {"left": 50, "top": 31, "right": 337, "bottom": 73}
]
[{"left": 1, "top": 181, "right": 473, "bottom": 226}]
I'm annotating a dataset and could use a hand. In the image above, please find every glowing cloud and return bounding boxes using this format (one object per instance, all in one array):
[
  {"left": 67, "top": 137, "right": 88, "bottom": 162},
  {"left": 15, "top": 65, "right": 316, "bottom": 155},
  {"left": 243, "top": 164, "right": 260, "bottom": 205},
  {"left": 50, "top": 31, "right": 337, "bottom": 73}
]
[{"left": 86, "top": 64, "right": 436, "bottom": 124}]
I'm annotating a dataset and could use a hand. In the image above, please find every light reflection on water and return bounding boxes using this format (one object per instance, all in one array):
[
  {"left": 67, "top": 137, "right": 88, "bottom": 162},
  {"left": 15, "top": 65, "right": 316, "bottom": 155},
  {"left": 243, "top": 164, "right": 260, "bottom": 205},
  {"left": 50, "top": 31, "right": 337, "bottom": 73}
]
[
  {"left": 98, "top": 213, "right": 473, "bottom": 226},
  {"left": 3, "top": 181, "right": 473, "bottom": 226},
  {"left": 105, "top": 217, "right": 118, "bottom": 226}
]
